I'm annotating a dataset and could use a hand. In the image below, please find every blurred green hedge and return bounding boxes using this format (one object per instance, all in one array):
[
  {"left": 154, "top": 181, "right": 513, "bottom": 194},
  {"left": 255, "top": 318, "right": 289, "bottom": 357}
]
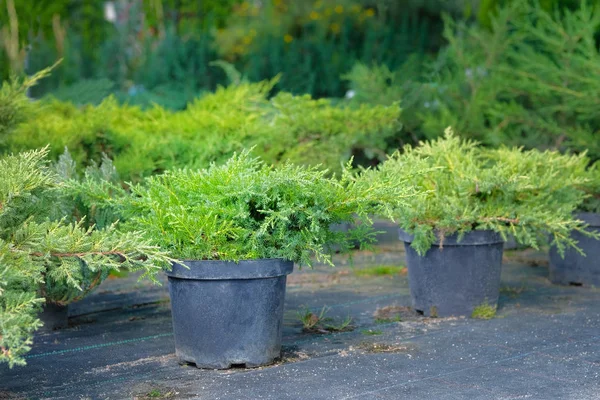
[
  {"left": 2, "top": 77, "right": 402, "bottom": 180},
  {"left": 344, "top": 1, "right": 600, "bottom": 161}
]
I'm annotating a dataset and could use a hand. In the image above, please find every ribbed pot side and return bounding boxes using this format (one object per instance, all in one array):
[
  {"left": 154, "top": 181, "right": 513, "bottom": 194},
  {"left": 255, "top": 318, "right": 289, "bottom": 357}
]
[
  {"left": 549, "top": 213, "right": 600, "bottom": 287},
  {"left": 399, "top": 230, "right": 504, "bottom": 318},
  {"left": 167, "top": 259, "right": 293, "bottom": 369}
]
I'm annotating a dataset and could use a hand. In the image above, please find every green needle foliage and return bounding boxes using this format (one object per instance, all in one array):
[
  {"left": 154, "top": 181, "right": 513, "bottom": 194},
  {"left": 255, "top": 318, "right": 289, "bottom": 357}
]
[
  {"left": 53, "top": 148, "right": 122, "bottom": 230},
  {"left": 375, "top": 128, "right": 592, "bottom": 256},
  {"left": 0, "top": 63, "right": 55, "bottom": 138},
  {"left": 489, "top": 2, "right": 600, "bottom": 158},
  {"left": 346, "top": 2, "right": 600, "bottom": 161},
  {"left": 265, "top": 92, "right": 401, "bottom": 171},
  {"left": 5, "top": 77, "right": 401, "bottom": 180},
  {"left": 0, "top": 150, "right": 172, "bottom": 368},
  {"left": 92, "top": 149, "right": 419, "bottom": 265}
]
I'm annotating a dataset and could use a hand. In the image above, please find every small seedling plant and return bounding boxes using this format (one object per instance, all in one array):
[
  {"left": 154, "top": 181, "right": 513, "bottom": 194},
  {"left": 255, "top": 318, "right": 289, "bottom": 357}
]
[
  {"left": 471, "top": 304, "right": 497, "bottom": 320},
  {"left": 297, "top": 306, "right": 353, "bottom": 334},
  {"left": 375, "top": 128, "right": 594, "bottom": 256}
]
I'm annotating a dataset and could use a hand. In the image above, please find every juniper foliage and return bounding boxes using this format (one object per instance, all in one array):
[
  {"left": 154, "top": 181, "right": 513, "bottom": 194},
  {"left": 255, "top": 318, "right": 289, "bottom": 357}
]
[
  {"left": 0, "top": 150, "right": 171, "bottom": 367},
  {"left": 53, "top": 148, "right": 122, "bottom": 229},
  {"left": 89, "top": 150, "right": 420, "bottom": 265},
  {"left": 345, "top": 2, "right": 600, "bottom": 161},
  {"left": 375, "top": 128, "right": 592, "bottom": 256},
  {"left": 0, "top": 64, "right": 55, "bottom": 138},
  {"left": 481, "top": 1, "right": 600, "bottom": 159},
  {"left": 6, "top": 79, "right": 401, "bottom": 180}
]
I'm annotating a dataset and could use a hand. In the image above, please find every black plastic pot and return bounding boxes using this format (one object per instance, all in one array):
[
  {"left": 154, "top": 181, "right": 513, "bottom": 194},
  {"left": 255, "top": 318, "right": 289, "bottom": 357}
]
[
  {"left": 549, "top": 213, "right": 600, "bottom": 286},
  {"left": 167, "top": 259, "right": 293, "bottom": 369},
  {"left": 399, "top": 229, "right": 504, "bottom": 318},
  {"left": 39, "top": 302, "right": 69, "bottom": 330}
]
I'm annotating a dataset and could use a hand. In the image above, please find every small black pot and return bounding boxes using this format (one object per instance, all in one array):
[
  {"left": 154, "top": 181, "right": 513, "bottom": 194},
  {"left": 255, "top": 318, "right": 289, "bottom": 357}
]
[
  {"left": 549, "top": 213, "right": 600, "bottom": 286},
  {"left": 167, "top": 259, "right": 293, "bottom": 369},
  {"left": 39, "top": 302, "right": 69, "bottom": 330},
  {"left": 399, "top": 229, "right": 504, "bottom": 317}
]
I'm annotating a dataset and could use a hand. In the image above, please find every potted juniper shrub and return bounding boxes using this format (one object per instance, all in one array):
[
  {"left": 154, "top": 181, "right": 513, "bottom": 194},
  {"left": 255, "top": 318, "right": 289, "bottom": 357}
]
[
  {"left": 37, "top": 149, "right": 125, "bottom": 329},
  {"left": 549, "top": 161, "right": 600, "bottom": 286},
  {"left": 374, "top": 129, "right": 590, "bottom": 318},
  {"left": 0, "top": 149, "right": 170, "bottom": 368},
  {"left": 112, "top": 150, "right": 409, "bottom": 369}
]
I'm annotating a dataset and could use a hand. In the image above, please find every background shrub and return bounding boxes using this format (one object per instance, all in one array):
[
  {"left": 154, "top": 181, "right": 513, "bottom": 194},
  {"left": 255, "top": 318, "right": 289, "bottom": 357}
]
[
  {"left": 344, "top": 1, "right": 600, "bottom": 161},
  {"left": 2, "top": 78, "right": 401, "bottom": 180},
  {"left": 1, "top": 0, "right": 461, "bottom": 103}
]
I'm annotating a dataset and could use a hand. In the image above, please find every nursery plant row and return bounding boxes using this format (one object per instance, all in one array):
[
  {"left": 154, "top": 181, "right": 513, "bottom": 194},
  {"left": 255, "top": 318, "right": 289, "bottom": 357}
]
[
  {"left": 2, "top": 67, "right": 401, "bottom": 182},
  {"left": 1, "top": 122, "right": 598, "bottom": 369}
]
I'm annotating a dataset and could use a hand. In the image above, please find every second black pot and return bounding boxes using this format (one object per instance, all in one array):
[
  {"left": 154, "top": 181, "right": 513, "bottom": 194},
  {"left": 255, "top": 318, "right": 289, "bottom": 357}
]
[
  {"left": 167, "top": 258, "right": 293, "bottom": 369},
  {"left": 549, "top": 212, "right": 600, "bottom": 286},
  {"left": 399, "top": 229, "right": 504, "bottom": 318},
  {"left": 39, "top": 302, "right": 69, "bottom": 330}
]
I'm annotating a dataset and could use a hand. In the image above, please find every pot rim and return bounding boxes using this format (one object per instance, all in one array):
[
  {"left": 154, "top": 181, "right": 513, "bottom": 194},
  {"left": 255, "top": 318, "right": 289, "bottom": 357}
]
[
  {"left": 398, "top": 228, "right": 504, "bottom": 246},
  {"left": 167, "top": 258, "right": 294, "bottom": 280}
]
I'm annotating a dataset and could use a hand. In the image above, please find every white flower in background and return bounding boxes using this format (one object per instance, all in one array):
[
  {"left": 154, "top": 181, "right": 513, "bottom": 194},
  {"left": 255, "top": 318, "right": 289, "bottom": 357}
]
[
  {"left": 466, "top": 66, "right": 488, "bottom": 79},
  {"left": 345, "top": 90, "right": 356, "bottom": 99},
  {"left": 424, "top": 99, "right": 440, "bottom": 109},
  {"left": 104, "top": 2, "right": 117, "bottom": 23}
]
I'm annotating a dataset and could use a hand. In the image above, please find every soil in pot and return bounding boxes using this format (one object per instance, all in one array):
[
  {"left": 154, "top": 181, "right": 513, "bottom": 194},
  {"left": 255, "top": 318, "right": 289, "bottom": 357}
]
[
  {"left": 167, "top": 259, "right": 293, "bottom": 369},
  {"left": 39, "top": 302, "right": 69, "bottom": 331},
  {"left": 549, "top": 213, "right": 600, "bottom": 287},
  {"left": 399, "top": 229, "right": 504, "bottom": 318}
]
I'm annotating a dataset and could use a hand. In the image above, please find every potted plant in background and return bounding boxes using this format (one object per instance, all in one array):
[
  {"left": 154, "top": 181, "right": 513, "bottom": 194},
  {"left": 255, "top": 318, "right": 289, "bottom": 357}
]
[
  {"left": 0, "top": 148, "right": 171, "bottom": 368},
  {"left": 374, "top": 128, "right": 590, "bottom": 318},
  {"left": 0, "top": 71, "right": 171, "bottom": 368},
  {"left": 103, "top": 150, "right": 415, "bottom": 369},
  {"left": 549, "top": 161, "right": 600, "bottom": 286},
  {"left": 33, "top": 149, "right": 125, "bottom": 330}
]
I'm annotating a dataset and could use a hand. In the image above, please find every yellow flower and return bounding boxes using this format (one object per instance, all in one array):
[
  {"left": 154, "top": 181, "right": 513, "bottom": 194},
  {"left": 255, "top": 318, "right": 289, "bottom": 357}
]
[
  {"left": 274, "top": 0, "right": 282, "bottom": 5},
  {"left": 330, "top": 23, "right": 341, "bottom": 34},
  {"left": 284, "top": 34, "right": 293, "bottom": 43},
  {"left": 365, "top": 8, "right": 375, "bottom": 17},
  {"left": 309, "top": 11, "right": 321, "bottom": 20},
  {"left": 335, "top": 5, "right": 344, "bottom": 14},
  {"left": 243, "top": 36, "right": 253, "bottom": 45}
]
